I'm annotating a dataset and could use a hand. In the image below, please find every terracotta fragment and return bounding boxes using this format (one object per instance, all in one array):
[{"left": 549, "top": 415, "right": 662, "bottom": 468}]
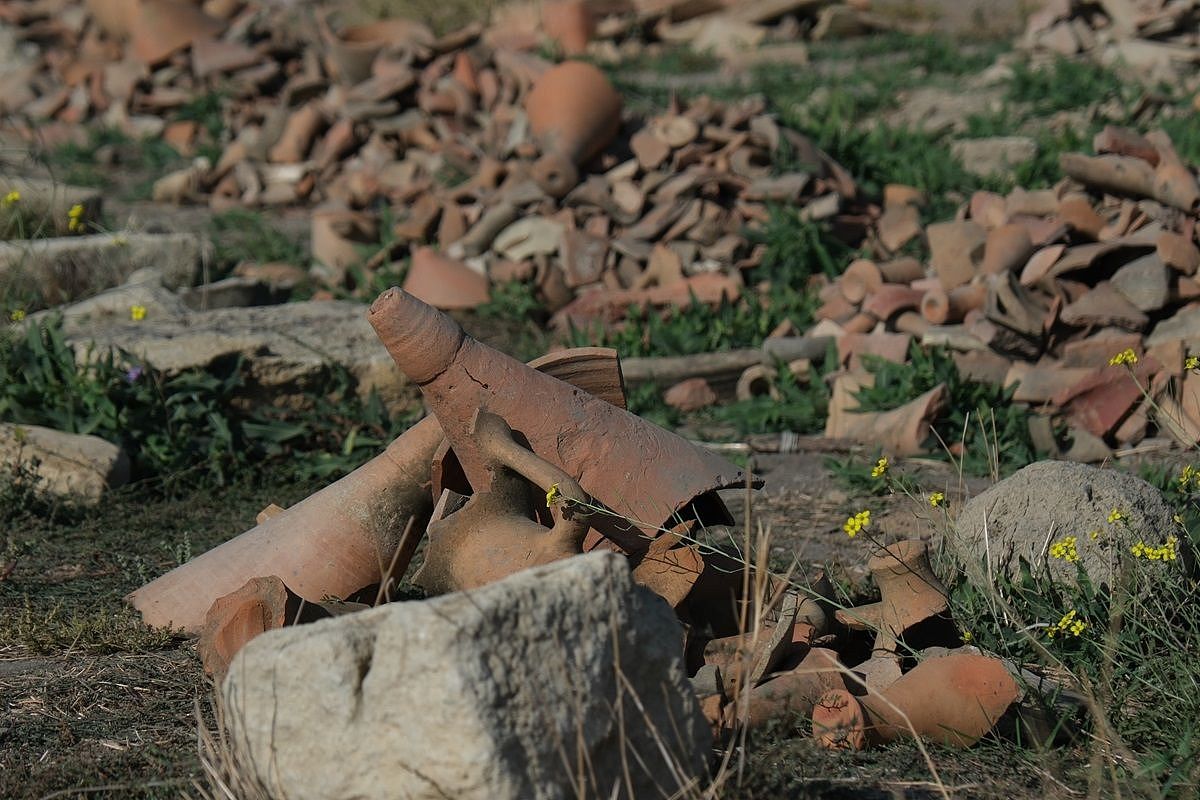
[
  {"left": 835, "top": 540, "right": 950, "bottom": 656},
  {"left": 921, "top": 283, "right": 986, "bottom": 325},
  {"left": 269, "top": 104, "right": 325, "bottom": 164},
  {"left": 413, "top": 410, "right": 593, "bottom": 594},
  {"left": 1005, "top": 363, "right": 1096, "bottom": 404},
  {"left": 862, "top": 285, "right": 924, "bottom": 321},
  {"left": 525, "top": 61, "right": 622, "bottom": 197},
  {"left": 744, "top": 648, "right": 845, "bottom": 730},
  {"left": 824, "top": 382, "right": 946, "bottom": 457},
  {"left": 1157, "top": 231, "right": 1200, "bottom": 275},
  {"left": 542, "top": 0, "right": 594, "bottom": 56},
  {"left": 664, "top": 377, "right": 718, "bottom": 411},
  {"left": 927, "top": 220, "right": 986, "bottom": 290},
  {"left": 839, "top": 259, "right": 883, "bottom": 304},
  {"left": 130, "top": 0, "right": 224, "bottom": 66},
  {"left": 1060, "top": 281, "right": 1149, "bottom": 330},
  {"left": 981, "top": 223, "right": 1035, "bottom": 275},
  {"left": 878, "top": 257, "right": 925, "bottom": 284},
  {"left": 197, "top": 576, "right": 359, "bottom": 677},
  {"left": 402, "top": 247, "right": 490, "bottom": 310},
  {"left": 368, "top": 288, "right": 754, "bottom": 550},
  {"left": 322, "top": 16, "right": 435, "bottom": 86}
]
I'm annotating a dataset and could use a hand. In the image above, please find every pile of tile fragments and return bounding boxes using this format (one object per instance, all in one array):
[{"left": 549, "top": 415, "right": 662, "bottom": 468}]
[
  {"left": 126, "top": 288, "right": 1061, "bottom": 752},
  {"left": 0, "top": 0, "right": 1112, "bottom": 755},
  {"left": 1022, "top": 0, "right": 1200, "bottom": 85}
]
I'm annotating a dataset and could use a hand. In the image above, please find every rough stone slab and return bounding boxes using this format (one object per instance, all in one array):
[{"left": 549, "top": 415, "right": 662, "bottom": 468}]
[
  {"left": 0, "top": 422, "right": 129, "bottom": 505},
  {"left": 0, "top": 176, "right": 102, "bottom": 239},
  {"left": 0, "top": 232, "right": 203, "bottom": 306},
  {"left": 57, "top": 293, "right": 408, "bottom": 407},
  {"left": 951, "top": 136, "right": 1038, "bottom": 180},
  {"left": 223, "top": 552, "right": 709, "bottom": 800},
  {"left": 952, "top": 460, "right": 1184, "bottom": 586}
]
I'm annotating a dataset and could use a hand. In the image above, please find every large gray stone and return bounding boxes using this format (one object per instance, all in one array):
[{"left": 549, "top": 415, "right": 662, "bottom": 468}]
[
  {"left": 52, "top": 286, "right": 408, "bottom": 407},
  {"left": 951, "top": 136, "right": 1038, "bottom": 180},
  {"left": 222, "top": 552, "right": 709, "bottom": 800},
  {"left": 951, "top": 460, "right": 1182, "bottom": 586},
  {"left": 0, "top": 232, "right": 202, "bottom": 306},
  {"left": 0, "top": 423, "right": 129, "bottom": 505}
]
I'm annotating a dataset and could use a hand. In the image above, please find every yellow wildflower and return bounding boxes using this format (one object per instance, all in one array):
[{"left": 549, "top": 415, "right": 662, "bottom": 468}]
[
  {"left": 1108, "top": 348, "right": 1138, "bottom": 367},
  {"left": 1180, "top": 466, "right": 1198, "bottom": 491},
  {"left": 67, "top": 203, "right": 85, "bottom": 233},
  {"left": 545, "top": 483, "right": 560, "bottom": 507},
  {"left": 9, "top": 309, "right": 25, "bottom": 322},
  {"left": 1188, "top": 356, "right": 1200, "bottom": 371},
  {"left": 929, "top": 491, "right": 945, "bottom": 508},
  {"left": 1107, "top": 508, "right": 1126, "bottom": 524},
  {"left": 130, "top": 305, "right": 147, "bottom": 322},
  {"left": 871, "top": 456, "right": 888, "bottom": 478},
  {"left": 1088, "top": 529, "right": 1100, "bottom": 540},
  {"left": 842, "top": 509, "right": 871, "bottom": 538},
  {"left": 1131, "top": 535, "right": 1178, "bottom": 562},
  {"left": 960, "top": 630, "right": 973, "bottom": 643},
  {"left": 1049, "top": 535, "right": 1080, "bottom": 563},
  {"left": 1, "top": 190, "right": 19, "bottom": 207},
  {"left": 1046, "top": 608, "right": 1087, "bottom": 639}
]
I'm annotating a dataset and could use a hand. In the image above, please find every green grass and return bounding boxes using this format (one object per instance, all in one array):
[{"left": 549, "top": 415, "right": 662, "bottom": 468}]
[
  {"left": 208, "top": 209, "right": 308, "bottom": 271},
  {"left": 1005, "top": 57, "right": 1127, "bottom": 116},
  {"left": 0, "top": 318, "right": 421, "bottom": 491},
  {"left": 854, "top": 343, "right": 1038, "bottom": 476}
]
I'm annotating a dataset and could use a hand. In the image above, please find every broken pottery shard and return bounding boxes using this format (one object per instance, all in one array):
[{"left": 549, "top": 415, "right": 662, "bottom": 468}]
[
  {"left": 368, "top": 288, "right": 754, "bottom": 550},
  {"left": 927, "top": 220, "right": 986, "bottom": 290},
  {"left": 877, "top": 203, "right": 922, "bottom": 252},
  {"left": 402, "top": 247, "right": 489, "bottom": 310},
  {"left": 824, "top": 380, "right": 946, "bottom": 457},
  {"left": 858, "top": 652, "right": 1021, "bottom": 748},
  {"left": 1053, "top": 359, "right": 1159, "bottom": 439},
  {"left": 1005, "top": 363, "right": 1096, "bottom": 404},
  {"left": 980, "top": 223, "right": 1034, "bottom": 275},
  {"left": 834, "top": 540, "right": 950, "bottom": 656},
  {"left": 223, "top": 552, "right": 708, "bottom": 800},
  {"left": 1158, "top": 231, "right": 1200, "bottom": 275},
  {"left": 130, "top": 0, "right": 224, "bottom": 66},
  {"left": 552, "top": 272, "right": 742, "bottom": 329},
  {"left": 542, "top": 0, "right": 594, "bottom": 56},
  {"left": 1059, "top": 281, "right": 1148, "bottom": 330},
  {"left": 1110, "top": 252, "right": 1170, "bottom": 312},
  {"left": 198, "top": 575, "right": 336, "bottom": 677},
  {"left": 663, "top": 377, "right": 718, "bottom": 411},
  {"left": 413, "top": 411, "right": 591, "bottom": 595},
  {"left": 746, "top": 648, "right": 845, "bottom": 730}
]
